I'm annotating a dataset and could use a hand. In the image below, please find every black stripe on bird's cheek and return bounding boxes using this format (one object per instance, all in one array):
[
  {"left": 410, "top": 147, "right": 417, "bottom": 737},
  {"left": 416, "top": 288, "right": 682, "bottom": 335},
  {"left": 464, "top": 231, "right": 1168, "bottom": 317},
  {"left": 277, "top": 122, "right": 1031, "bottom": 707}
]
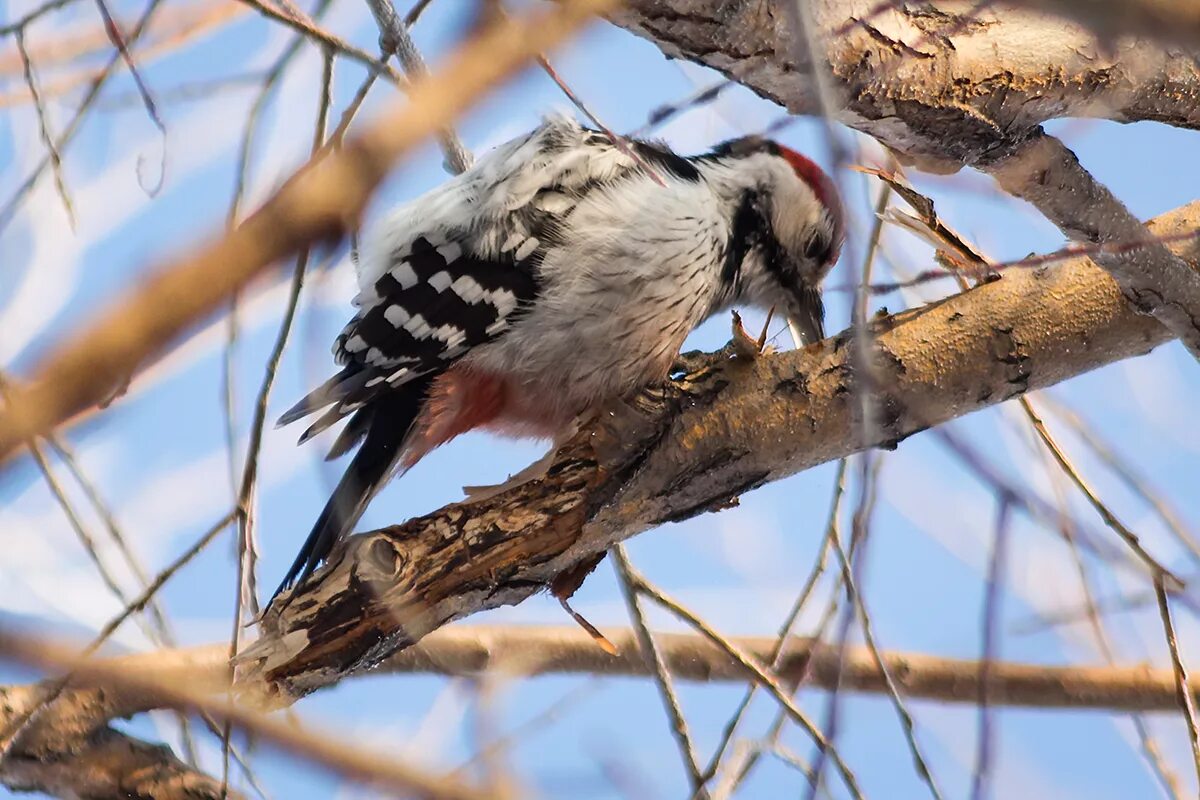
[{"left": 721, "top": 190, "right": 773, "bottom": 295}]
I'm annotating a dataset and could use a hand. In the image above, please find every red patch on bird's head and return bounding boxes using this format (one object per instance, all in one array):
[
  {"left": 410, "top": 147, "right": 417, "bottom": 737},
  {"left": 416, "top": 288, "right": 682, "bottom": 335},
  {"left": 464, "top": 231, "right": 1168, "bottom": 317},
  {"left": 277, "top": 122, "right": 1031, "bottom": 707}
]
[{"left": 776, "top": 144, "right": 844, "bottom": 262}]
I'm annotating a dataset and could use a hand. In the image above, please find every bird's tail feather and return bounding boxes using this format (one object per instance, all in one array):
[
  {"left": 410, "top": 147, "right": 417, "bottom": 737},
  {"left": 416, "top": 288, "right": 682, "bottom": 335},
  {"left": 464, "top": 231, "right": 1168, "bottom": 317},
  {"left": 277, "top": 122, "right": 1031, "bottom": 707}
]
[{"left": 272, "top": 377, "right": 434, "bottom": 601}]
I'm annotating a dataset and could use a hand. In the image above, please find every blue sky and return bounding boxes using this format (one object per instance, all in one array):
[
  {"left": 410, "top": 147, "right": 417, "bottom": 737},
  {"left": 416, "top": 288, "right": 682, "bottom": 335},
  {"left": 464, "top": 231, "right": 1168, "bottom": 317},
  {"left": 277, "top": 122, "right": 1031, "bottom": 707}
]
[{"left": 3, "top": 1, "right": 1200, "bottom": 798}]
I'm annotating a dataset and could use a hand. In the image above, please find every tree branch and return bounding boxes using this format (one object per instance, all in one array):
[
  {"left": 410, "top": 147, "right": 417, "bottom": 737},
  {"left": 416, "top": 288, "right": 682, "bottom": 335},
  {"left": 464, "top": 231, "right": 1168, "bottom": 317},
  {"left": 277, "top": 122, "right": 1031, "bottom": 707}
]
[
  {"left": 14, "top": 616, "right": 1200, "bottom": 796},
  {"left": 238, "top": 201, "right": 1198, "bottom": 703}
]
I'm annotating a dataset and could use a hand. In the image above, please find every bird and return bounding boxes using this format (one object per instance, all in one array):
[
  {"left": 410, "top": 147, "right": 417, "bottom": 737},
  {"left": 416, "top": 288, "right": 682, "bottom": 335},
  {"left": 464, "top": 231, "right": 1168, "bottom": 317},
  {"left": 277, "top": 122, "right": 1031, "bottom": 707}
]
[{"left": 272, "top": 114, "right": 844, "bottom": 598}]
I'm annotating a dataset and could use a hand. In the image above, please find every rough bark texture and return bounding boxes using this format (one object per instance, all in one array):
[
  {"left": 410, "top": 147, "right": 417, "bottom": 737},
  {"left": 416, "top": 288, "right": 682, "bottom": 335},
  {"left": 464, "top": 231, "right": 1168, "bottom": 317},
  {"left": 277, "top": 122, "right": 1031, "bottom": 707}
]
[{"left": 237, "top": 202, "right": 1197, "bottom": 705}]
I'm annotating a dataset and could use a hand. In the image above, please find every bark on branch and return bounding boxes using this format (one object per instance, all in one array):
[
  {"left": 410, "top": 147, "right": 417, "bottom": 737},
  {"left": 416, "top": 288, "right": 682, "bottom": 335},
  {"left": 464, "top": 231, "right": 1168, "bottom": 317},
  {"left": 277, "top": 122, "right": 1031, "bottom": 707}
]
[{"left": 238, "top": 202, "right": 1197, "bottom": 704}]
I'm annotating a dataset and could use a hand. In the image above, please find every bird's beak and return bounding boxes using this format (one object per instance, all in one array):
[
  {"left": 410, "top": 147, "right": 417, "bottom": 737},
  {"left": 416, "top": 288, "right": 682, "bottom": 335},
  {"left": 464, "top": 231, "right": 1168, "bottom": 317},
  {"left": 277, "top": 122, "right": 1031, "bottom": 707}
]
[{"left": 789, "top": 284, "right": 825, "bottom": 346}]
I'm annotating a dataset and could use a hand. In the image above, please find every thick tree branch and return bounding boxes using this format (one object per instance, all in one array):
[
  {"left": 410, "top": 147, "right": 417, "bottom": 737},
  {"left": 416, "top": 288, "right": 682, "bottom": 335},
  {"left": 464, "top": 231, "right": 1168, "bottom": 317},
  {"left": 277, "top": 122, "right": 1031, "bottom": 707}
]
[{"left": 237, "top": 202, "right": 1197, "bottom": 703}]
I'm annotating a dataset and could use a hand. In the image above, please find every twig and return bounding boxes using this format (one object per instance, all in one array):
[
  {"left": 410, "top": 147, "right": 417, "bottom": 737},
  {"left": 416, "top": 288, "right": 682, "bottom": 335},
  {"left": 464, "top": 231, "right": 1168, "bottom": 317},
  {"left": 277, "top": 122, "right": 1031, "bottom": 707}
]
[
  {"left": 363, "top": 0, "right": 472, "bottom": 173},
  {"left": 700, "top": 459, "right": 848, "bottom": 788},
  {"left": 971, "top": 497, "right": 1010, "bottom": 800},
  {"left": 629, "top": 577, "right": 866, "bottom": 800},
  {"left": 805, "top": 453, "right": 879, "bottom": 800},
  {"left": 1155, "top": 578, "right": 1200, "bottom": 792},
  {"left": 234, "top": 0, "right": 402, "bottom": 83},
  {"left": 932, "top": 427, "right": 1169, "bottom": 584},
  {"left": 14, "top": 29, "right": 76, "bottom": 228},
  {"left": 403, "top": 0, "right": 436, "bottom": 27},
  {"left": 628, "top": 79, "right": 732, "bottom": 137},
  {"left": 0, "top": 0, "right": 169, "bottom": 236},
  {"left": 1020, "top": 399, "right": 1180, "bottom": 588},
  {"left": 0, "top": 0, "right": 82, "bottom": 37},
  {"left": 537, "top": 53, "right": 666, "bottom": 185},
  {"left": 1037, "top": 395, "right": 1200, "bottom": 567},
  {"left": 612, "top": 547, "right": 707, "bottom": 797},
  {"left": 91, "top": 0, "right": 166, "bottom": 193},
  {"left": 830, "top": 489, "right": 945, "bottom": 800}
]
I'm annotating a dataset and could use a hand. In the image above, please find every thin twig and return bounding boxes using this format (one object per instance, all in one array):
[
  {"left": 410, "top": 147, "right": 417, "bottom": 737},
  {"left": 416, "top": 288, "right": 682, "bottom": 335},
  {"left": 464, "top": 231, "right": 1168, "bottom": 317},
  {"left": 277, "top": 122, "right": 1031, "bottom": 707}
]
[
  {"left": 1155, "top": 578, "right": 1200, "bottom": 792},
  {"left": 1021, "top": 398, "right": 1180, "bottom": 588},
  {"left": 833, "top": 229, "right": 1200, "bottom": 296},
  {"left": 0, "top": 0, "right": 83, "bottom": 37},
  {"left": 1027, "top": 417, "right": 1186, "bottom": 800},
  {"left": 629, "top": 571, "right": 866, "bottom": 800},
  {"left": 537, "top": 53, "right": 666, "bottom": 185},
  {"left": 0, "top": 0, "right": 169, "bottom": 235},
  {"left": 830, "top": 497, "right": 945, "bottom": 800},
  {"left": 805, "top": 453, "right": 879, "bottom": 800},
  {"left": 700, "top": 458, "right": 847, "bottom": 789},
  {"left": 971, "top": 497, "right": 1010, "bottom": 800},
  {"left": 234, "top": 0, "right": 402, "bottom": 83},
  {"left": 1037, "top": 395, "right": 1200, "bottom": 567},
  {"left": 14, "top": 29, "right": 76, "bottom": 228},
  {"left": 91, "top": 0, "right": 166, "bottom": 193},
  {"left": 628, "top": 79, "right": 733, "bottom": 137},
  {"left": 363, "top": 0, "right": 472, "bottom": 173},
  {"left": 403, "top": 0, "right": 436, "bottom": 26},
  {"left": 612, "top": 546, "right": 707, "bottom": 797}
]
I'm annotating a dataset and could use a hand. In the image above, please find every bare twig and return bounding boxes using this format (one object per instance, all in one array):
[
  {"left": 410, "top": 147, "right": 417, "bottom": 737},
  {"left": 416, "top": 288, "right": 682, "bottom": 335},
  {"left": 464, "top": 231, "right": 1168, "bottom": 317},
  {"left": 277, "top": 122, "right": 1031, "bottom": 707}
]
[
  {"left": 0, "top": 0, "right": 82, "bottom": 37},
  {"left": 234, "top": 0, "right": 402, "bottom": 82},
  {"left": 1014, "top": 402, "right": 1185, "bottom": 800},
  {"left": 971, "top": 498, "right": 1010, "bottom": 800},
  {"left": 1020, "top": 397, "right": 1178, "bottom": 586},
  {"left": 1155, "top": 579, "right": 1200, "bottom": 791},
  {"left": 630, "top": 579, "right": 866, "bottom": 800},
  {"left": 13, "top": 29, "right": 75, "bottom": 228},
  {"left": 1037, "top": 395, "right": 1200, "bottom": 567},
  {"left": 0, "top": 0, "right": 169, "bottom": 235},
  {"left": 91, "top": 0, "right": 166, "bottom": 193},
  {"left": 805, "top": 453, "right": 879, "bottom": 800},
  {"left": 830, "top": 492, "right": 945, "bottom": 800},
  {"left": 613, "top": 548, "right": 708, "bottom": 796},
  {"left": 363, "top": 0, "right": 472, "bottom": 173},
  {"left": 700, "top": 459, "right": 848, "bottom": 788}
]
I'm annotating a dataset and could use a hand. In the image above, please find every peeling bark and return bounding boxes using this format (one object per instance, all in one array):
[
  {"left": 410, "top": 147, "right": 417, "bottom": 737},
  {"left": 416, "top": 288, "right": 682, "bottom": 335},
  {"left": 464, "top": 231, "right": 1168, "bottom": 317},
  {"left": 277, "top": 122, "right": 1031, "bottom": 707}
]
[{"left": 238, "top": 202, "right": 1198, "bottom": 705}]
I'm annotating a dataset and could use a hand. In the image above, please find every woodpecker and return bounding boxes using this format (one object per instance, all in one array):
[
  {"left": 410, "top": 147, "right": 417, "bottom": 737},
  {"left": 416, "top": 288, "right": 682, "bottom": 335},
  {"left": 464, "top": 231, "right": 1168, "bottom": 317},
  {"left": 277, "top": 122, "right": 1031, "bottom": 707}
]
[{"left": 273, "top": 115, "right": 843, "bottom": 597}]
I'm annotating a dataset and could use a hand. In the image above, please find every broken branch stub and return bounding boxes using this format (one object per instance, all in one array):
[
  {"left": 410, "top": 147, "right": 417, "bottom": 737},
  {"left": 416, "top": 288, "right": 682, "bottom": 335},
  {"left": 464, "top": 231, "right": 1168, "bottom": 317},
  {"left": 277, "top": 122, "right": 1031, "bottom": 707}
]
[{"left": 236, "top": 202, "right": 1197, "bottom": 706}]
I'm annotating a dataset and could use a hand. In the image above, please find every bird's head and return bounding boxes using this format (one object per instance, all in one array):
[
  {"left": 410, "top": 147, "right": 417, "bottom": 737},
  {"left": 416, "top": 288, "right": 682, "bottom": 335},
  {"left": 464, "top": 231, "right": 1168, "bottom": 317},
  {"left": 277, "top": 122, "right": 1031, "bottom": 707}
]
[{"left": 701, "top": 137, "right": 844, "bottom": 345}]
